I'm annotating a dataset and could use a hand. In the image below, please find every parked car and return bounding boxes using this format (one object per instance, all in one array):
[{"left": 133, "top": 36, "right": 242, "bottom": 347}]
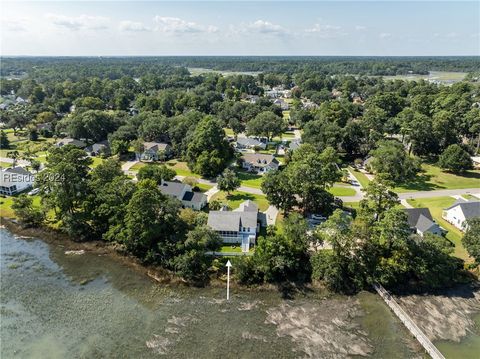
[
  {"left": 310, "top": 214, "right": 327, "bottom": 221},
  {"left": 28, "top": 188, "right": 40, "bottom": 195}
]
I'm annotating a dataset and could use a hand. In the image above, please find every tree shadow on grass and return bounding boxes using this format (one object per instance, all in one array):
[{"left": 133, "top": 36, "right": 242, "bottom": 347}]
[{"left": 396, "top": 172, "right": 442, "bottom": 192}]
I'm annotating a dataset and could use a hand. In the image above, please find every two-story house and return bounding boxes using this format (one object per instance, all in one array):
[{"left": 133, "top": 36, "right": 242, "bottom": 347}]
[
  {"left": 141, "top": 142, "right": 172, "bottom": 161},
  {"left": 241, "top": 153, "right": 280, "bottom": 174},
  {"left": 207, "top": 200, "right": 260, "bottom": 252},
  {"left": 442, "top": 198, "right": 480, "bottom": 232}
]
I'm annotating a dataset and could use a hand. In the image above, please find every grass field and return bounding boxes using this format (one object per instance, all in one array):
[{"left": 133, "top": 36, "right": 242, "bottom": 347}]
[
  {"left": 223, "top": 128, "right": 235, "bottom": 136},
  {"left": 328, "top": 186, "right": 356, "bottom": 197},
  {"left": 166, "top": 160, "right": 200, "bottom": 178},
  {"left": 235, "top": 169, "right": 264, "bottom": 189},
  {"left": 395, "top": 164, "right": 480, "bottom": 192},
  {"left": 348, "top": 167, "right": 371, "bottom": 188},
  {"left": 344, "top": 202, "right": 360, "bottom": 210},
  {"left": 196, "top": 183, "right": 213, "bottom": 192},
  {"left": 89, "top": 156, "right": 105, "bottom": 169},
  {"left": 130, "top": 160, "right": 200, "bottom": 178},
  {"left": 219, "top": 245, "right": 243, "bottom": 253},
  {"left": 210, "top": 190, "right": 269, "bottom": 211},
  {"left": 0, "top": 195, "right": 42, "bottom": 219},
  {"left": 406, "top": 196, "right": 469, "bottom": 261}
]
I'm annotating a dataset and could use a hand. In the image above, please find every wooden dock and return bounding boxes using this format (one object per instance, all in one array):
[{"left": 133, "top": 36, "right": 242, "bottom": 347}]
[{"left": 373, "top": 283, "right": 446, "bottom": 359}]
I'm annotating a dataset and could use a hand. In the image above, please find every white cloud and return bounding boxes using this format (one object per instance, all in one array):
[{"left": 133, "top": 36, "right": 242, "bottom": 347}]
[
  {"left": 445, "top": 32, "right": 458, "bottom": 39},
  {"left": 305, "top": 24, "right": 346, "bottom": 38},
  {"left": 46, "top": 13, "right": 110, "bottom": 31},
  {"left": 153, "top": 16, "right": 217, "bottom": 34},
  {"left": 379, "top": 32, "right": 392, "bottom": 39},
  {"left": 246, "top": 20, "right": 287, "bottom": 35},
  {"left": 355, "top": 25, "right": 367, "bottom": 31},
  {"left": 2, "top": 18, "right": 29, "bottom": 32},
  {"left": 119, "top": 20, "right": 150, "bottom": 32}
]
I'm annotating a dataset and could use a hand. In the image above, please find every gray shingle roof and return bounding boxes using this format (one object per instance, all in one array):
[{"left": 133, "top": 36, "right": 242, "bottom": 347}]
[
  {"left": 191, "top": 192, "right": 207, "bottom": 204},
  {"left": 445, "top": 200, "right": 480, "bottom": 220},
  {"left": 143, "top": 142, "right": 170, "bottom": 152},
  {"left": 237, "top": 137, "right": 263, "bottom": 147},
  {"left": 404, "top": 208, "right": 439, "bottom": 233},
  {"left": 208, "top": 200, "right": 258, "bottom": 231},
  {"left": 85, "top": 140, "right": 109, "bottom": 153},
  {"left": 235, "top": 200, "right": 258, "bottom": 212},
  {"left": 159, "top": 181, "right": 185, "bottom": 197},
  {"left": 242, "top": 153, "right": 279, "bottom": 168}
]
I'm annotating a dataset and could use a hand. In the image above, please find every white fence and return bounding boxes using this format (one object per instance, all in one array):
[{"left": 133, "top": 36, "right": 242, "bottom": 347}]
[{"left": 373, "top": 283, "right": 445, "bottom": 359}]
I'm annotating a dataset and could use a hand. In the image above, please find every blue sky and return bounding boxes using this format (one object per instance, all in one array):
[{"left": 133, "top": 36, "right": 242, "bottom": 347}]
[{"left": 1, "top": 1, "right": 478, "bottom": 56}]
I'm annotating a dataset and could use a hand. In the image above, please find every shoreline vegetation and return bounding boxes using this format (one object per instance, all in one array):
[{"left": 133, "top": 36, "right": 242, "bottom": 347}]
[
  {"left": 2, "top": 217, "right": 480, "bottom": 351},
  {"left": 0, "top": 217, "right": 304, "bottom": 292}
]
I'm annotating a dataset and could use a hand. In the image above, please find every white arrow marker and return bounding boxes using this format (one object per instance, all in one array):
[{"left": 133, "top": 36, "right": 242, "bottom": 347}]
[{"left": 226, "top": 260, "right": 232, "bottom": 300}]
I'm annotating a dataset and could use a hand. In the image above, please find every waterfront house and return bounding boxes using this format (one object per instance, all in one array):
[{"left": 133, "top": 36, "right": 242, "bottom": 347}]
[
  {"left": 207, "top": 200, "right": 260, "bottom": 252},
  {"left": 0, "top": 167, "right": 34, "bottom": 196}
]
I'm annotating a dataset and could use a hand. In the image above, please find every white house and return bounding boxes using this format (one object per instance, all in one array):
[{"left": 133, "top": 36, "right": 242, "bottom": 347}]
[
  {"left": 236, "top": 137, "right": 266, "bottom": 150},
  {"left": 241, "top": 153, "right": 280, "bottom": 174},
  {"left": 442, "top": 199, "right": 480, "bottom": 232},
  {"left": 207, "top": 200, "right": 260, "bottom": 252},
  {"left": 0, "top": 167, "right": 34, "bottom": 196},
  {"left": 159, "top": 180, "right": 207, "bottom": 210}
]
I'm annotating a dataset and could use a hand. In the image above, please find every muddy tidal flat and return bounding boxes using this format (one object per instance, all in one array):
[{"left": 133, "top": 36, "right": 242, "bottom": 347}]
[{"left": 1, "top": 228, "right": 479, "bottom": 358}]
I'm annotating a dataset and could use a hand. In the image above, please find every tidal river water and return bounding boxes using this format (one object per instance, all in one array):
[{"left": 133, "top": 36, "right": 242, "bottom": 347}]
[{"left": 1, "top": 228, "right": 479, "bottom": 358}]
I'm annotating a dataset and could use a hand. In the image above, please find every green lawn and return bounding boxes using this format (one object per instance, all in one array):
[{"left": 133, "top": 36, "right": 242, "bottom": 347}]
[
  {"left": 210, "top": 190, "right": 270, "bottom": 211},
  {"left": 0, "top": 195, "right": 42, "bottom": 219},
  {"left": 130, "top": 160, "right": 200, "bottom": 178},
  {"left": 89, "top": 156, "right": 105, "bottom": 169},
  {"left": 219, "top": 245, "right": 243, "bottom": 253},
  {"left": 235, "top": 169, "right": 264, "bottom": 189},
  {"left": 328, "top": 186, "right": 356, "bottom": 197},
  {"left": 196, "top": 183, "right": 213, "bottom": 192},
  {"left": 223, "top": 128, "right": 234, "bottom": 136},
  {"left": 344, "top": 202, "right": 360, "bottom": 210},
  {"left": 166, "top": 160, "right": 200, "bottom": 178},
  {"left": 0, "top": 196, "right": 16, "bottom": 218},
  {"left": 395, "top": 164, "right": 480, "bottom": 193},
  {"left": 406, "top": 196, "right": 469, "bottom": 261},
  {"left": 348, "top": 167, "right": 371, "bottom": 188}
]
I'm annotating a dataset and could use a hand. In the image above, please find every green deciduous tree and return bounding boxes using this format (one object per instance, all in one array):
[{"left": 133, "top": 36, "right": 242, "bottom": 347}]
[
  {"left": 0, "top": 130, "right": 10, "bottom": 149},
  {"left": 246, "top": 111, "right": 286, "bottom": 141},
  {"left": 186, "top": 116, "right": 232, "bottom": 177},
  {"left": 369, "top": 140, "right": 420, "bottom": 183},
  {"left": 216, "top": 168, "right": 240, "bottom": 196},
  {"left": 462, "top": 218, "right": 480, "bottom": 264},
  {"left": 11, "top": 194, "right": 45, "bottom": 227},
  {"left": 438, "top": 144, "right": 473, "bottom": 173},
  {"left": 137, "top": 164, "right": 176, "bottom": 185}
]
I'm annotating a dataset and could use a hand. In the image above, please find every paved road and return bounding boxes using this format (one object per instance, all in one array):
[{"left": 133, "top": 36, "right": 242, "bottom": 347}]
[
  {"left": 397, "top": 188, "right": 480, "bottom": 200},
  {"left": 0, "top": 157, "right": 30, "bottom": 166}
]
